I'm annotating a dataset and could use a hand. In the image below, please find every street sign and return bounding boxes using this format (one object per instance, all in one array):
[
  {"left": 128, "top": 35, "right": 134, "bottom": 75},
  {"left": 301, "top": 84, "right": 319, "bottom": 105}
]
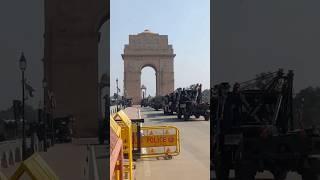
[
  {"left": 135, "top": 126, "right": 181, "bottom": 158},
  {"left": 140, "top": 135, "right": 177, "bottom": 147}
]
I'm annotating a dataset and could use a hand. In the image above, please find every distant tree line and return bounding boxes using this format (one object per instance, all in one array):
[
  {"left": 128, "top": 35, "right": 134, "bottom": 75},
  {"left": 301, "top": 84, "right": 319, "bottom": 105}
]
[
  {"left": 0, "top": 104, "right": 38, "bottom": 141},
  {"left": 0, "top": 103, "right": 38, "bottom": 122}
]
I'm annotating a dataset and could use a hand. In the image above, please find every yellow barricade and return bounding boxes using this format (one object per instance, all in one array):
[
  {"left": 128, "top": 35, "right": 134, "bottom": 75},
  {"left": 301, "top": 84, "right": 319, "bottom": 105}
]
[
  {"left": 10, "top": 153, "right": 59, "bottom": 180},
  {"left": 110, "top": 115, "right": 122, "bottom": 137},
  {"left": 110, "top": 116, "right": 124, "bottom": 180},
  {"left": 135, "top": 126, "right": 180, "bottom": 159},
  {"left": 113, "top": 111, "right": 133, "bottom": 180}
]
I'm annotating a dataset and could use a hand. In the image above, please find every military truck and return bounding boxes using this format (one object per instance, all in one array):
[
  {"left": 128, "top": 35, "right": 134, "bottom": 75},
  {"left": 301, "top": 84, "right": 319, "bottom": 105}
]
[
  {"left": 163, "top": 90, "right": 180, "bottom": 115},
  {"left": 177, "top": 84, "right": 210, "bottom": 121},
  {"left": 150, "top": 96, "right": 164, "bottom": 111},
  {"left": 141, "top": 98, "right": 149, "bottom": 107},
  {"left": 122, "top": 97, "right": 132, "bottom": 108},
  {"left": 213, "top": 69, "right": 320, "bottom": 180}
]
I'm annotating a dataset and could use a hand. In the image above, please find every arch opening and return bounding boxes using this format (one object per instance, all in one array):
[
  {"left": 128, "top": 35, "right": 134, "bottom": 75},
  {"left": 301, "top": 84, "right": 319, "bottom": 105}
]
[{"left": 141, "top": 66, "right": 157, "bottom": 99}]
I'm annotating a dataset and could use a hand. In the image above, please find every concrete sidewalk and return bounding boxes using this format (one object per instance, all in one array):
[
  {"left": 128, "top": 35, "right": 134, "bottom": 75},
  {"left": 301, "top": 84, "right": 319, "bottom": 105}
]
[{"left": 122, "top": 106, "right": 144, "bottom": 120}]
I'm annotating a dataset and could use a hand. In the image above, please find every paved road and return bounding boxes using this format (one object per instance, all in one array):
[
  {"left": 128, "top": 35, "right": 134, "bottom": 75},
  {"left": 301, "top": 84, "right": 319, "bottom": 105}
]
[
  {"left": 135, "top": 107, "right": 210, "bottom": 180},
  {"left": 212, "top": 170, "right": 302, "bottom": 180}
]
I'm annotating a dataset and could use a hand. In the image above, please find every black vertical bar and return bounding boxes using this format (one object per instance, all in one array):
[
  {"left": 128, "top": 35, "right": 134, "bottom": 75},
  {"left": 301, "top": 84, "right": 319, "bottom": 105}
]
[
  {"left": 43, "top": 91, "right": 47, "bottom": 151},
  {"left": 22, "top": 71, "right": 26, "bottom": 160},
  {"left": 51, "top": 113, "right": 55, "bottom": 146},
  {"left": 137, "top": 123, "right": 141, "bottom": 158}
]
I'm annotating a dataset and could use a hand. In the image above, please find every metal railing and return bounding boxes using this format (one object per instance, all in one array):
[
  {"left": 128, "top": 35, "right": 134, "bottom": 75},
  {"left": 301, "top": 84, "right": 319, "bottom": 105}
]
[
  {"left": 0, "top": 135, "right": 52, "bottom": 169},
  {"left": 110, "top": 105, "right": 124, "bottom": 115}
]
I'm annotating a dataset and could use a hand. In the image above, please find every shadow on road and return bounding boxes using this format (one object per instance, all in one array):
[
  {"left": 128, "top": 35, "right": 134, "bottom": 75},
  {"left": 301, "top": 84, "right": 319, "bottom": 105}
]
[
  {"left": 135, "top": 158, "right": 172, "bottom": 162},
  {"left": 143, "top": 111, "right": 164, "bottom": 118},
  {"left": 148, "top": 118, "right": 205, "bottom": 123}
]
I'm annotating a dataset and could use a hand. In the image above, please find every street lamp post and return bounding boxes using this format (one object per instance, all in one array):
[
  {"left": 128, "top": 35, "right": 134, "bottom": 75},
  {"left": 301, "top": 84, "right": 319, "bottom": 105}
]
[
  {"left": 50, "top": 104, "right": 54, "bottom": 146},
  {"left": 19, "top": 52, "right": 27, "bottom": 160},
  {"left": 116, "top": 78, "right": 119, "bottom": 111},
  {"left": 42, "top": 79, "right": 48, "bottom": 152}
]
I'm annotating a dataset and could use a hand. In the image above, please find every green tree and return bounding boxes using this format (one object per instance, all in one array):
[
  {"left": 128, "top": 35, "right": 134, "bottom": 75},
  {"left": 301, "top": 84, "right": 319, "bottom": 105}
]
[
  {"left": 202, "top": 89, "right": 210, "bottom": 104},
  {"left": 0, "top": 104, "right": 37, "bottom": 122}
]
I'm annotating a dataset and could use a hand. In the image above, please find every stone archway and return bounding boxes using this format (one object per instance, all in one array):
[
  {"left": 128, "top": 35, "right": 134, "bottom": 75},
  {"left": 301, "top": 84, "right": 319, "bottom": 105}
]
[
  {"left": 44, "top": 0, "right": 109, "bottom": 138},
  {"left": 122, "top": 30, "right": 175, "bottom": 104}
]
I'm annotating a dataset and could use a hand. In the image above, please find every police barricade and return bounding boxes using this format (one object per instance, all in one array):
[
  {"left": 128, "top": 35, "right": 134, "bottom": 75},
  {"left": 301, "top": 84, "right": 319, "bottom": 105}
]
[
  {"left": 113, "top": 111, "right": 133, "bottom": 180},
  {"left": 135, "top": 126, "right": 180, "bottom": 159},
  {"left": 110, "top": 116, "right": 124, "bottom": 180},
  {"left": 10, "top": 153, "right": 59, "bottom": 180},
  {"left": 131, "top": 119, "right": 144, "bottom": 160}
]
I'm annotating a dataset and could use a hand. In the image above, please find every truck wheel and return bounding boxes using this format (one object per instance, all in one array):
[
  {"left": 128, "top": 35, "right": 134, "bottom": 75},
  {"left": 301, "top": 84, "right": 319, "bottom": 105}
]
[
  {"left": 235, "top": 161, "right": 256, "bottom": 180},
  {"left": 184, "top": 113, "right": 190, "bottom": 121},
  {"left": 177, "top": 112, "right": 182, "bottom": 119},
  {"left": 204, "top": 114, "right": 209, "bottom": 121},
  {"left": 164, "top": 109, "right": 167, "bottom": 115},
  {"left": 271, "top": 170, "right": 288, "bottom": 180}
]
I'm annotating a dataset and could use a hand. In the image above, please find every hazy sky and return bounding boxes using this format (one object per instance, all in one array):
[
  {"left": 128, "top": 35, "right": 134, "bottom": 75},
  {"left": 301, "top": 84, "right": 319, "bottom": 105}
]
[
  {"left": 110, "top": 0, "right": 210, "bottom": 96},
  {"left": 214, "top": 1, "right": 320, "bottom": 93},
  {"left": 5, "top": 1, "right": 319, "bottom": 109},
  {"left": 0, "top": 0, "right": 44, "bottom": 110},
  {"left": 0, "top": 0, "right": 108, "bottom": 110}
]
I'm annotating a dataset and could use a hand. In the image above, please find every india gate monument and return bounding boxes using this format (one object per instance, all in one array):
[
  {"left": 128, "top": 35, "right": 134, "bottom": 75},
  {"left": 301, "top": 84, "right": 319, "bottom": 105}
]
[{"left": 122, "top": 30, "right": 176, "bottom": 104}]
